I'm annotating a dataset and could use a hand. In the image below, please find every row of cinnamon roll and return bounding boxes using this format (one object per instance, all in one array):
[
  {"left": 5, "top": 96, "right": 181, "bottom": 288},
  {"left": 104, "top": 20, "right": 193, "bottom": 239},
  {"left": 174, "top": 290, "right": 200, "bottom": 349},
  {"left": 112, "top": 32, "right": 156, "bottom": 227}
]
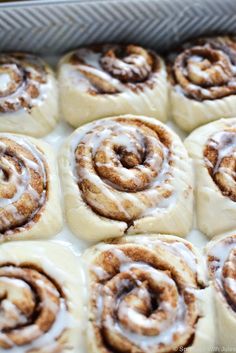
[
  {"left": 2, "top": 114, "right": 236, "bottom": 241},
  {"left": 0, "top": 233, "right": 235, "bottom": 353},
  {"left": 2, "top": 36, "right": 236, "bottom": 136}
]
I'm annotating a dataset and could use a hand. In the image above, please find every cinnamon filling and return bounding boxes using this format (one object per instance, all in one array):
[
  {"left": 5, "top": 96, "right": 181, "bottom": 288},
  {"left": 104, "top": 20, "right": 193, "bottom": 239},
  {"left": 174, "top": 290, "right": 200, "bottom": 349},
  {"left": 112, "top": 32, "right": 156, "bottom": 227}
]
[
  {"left": 100, "top": 45, "right": 153, "bottom": 83},
  {"left": 0, "top": 136, "right": 48, "bottom": 236},
  {"left": 0, "top": 264, "right": 66, "bottom": 349},
  {"left": 208, "top": 235, "right": 236, "bottom": 312},
  {"left": 70, "top": 44, "right": 160, "bottom": 94},
  {"left": 90, "top": 241, "right": 202, "bottom": 353},
  {"left": 74, "top": 118, "right": 173, "bottom": 223},
  {"left": 0, "top": 53, "right": 47, "bottom": 113},
  {"left": 168, "top": 36, "right": 236, "bottom": 101},
  {"left": 204, "top": 128, "right": 236, "bottom": 201}
]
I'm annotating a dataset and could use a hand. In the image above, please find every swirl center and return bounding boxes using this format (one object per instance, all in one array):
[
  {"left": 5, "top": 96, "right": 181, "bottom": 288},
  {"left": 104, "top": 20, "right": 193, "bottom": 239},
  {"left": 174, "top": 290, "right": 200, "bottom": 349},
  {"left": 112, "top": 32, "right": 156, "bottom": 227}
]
[
  {"left": 91, "top": 244, "right": 200, "bottom": 353},
  {"left": 0, "top": 54, "right": 46, "bottom": 113},
  {"left": 103, "top": 267, "right": 178, "bottom": 338},
  {"left": 0, "top": 136, "right": 47, "bottom": 235},
  {"left": 0, "top": 266, "right": 63, "bottom": 349},
  {"left": 75, "top": 119, "right": 172, "bottom": 222},
  {"left": 0, "top": 64, "right": 23, "bottom": 98},
  {"left": 169, "top": 40, "right": 236, "bottom": 101},
  {"left": 100, "top": 45, "right": 153, "bottom": 83}
]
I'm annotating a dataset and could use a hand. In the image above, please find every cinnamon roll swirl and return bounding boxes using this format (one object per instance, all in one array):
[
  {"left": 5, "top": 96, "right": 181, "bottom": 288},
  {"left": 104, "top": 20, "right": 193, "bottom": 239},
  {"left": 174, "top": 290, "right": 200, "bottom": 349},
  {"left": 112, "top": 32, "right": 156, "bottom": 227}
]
[
  {"left": 0, "top": 133, "right": 62, "bottom": 241},
  {"left": 185, "top": 117, "right": 236, "bottom": 237},
  {"left": 167, "top": 36, "right": 236, "bottom": 132},
  {"left": 0, "top": 53, "right": 58, "bottom": 137},
  {"left": 59, "top": 115, "right": 193, "bottom": 241},
  {"left": 0, "top": 241, "right": 82, "bottom": 352},
  {"left": 207, "top": 234, "right": 236, "bottom": 350},
  {"left": 58, "top": 44, "right": 168, "bottom": 127},
  {"left": 83, "top": 235, "right": 215, "bottom": 353}
]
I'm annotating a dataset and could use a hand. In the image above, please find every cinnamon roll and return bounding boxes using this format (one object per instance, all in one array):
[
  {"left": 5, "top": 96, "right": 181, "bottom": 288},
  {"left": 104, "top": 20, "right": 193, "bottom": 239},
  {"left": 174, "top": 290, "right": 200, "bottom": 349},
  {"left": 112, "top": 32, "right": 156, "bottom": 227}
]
[
  {"left": 58, "top": 44, "right": 168, "bottom": 127},
  {"left": 167, "top": 36, "right": 236, "bottom": 132},
  {"left": 59, "top": 115, "right": 193, "bottom": 241},
  {"left": 185, "top": 117, "right": 236, "bottom": 237},
  {"left": 0, "top": 53, "right": 58, "bottom": 137},
  {"left": 0, "top": 241, "right": 82, "bottom": 352},
  {"left": 82, "top": 235, "right": 215, "bottom": 353},
  {"left": 206, "top": 234, "right": 236, "bottom": 350},
  {"left": 0, "top": 133, "right": 62, "bottom": 241}
]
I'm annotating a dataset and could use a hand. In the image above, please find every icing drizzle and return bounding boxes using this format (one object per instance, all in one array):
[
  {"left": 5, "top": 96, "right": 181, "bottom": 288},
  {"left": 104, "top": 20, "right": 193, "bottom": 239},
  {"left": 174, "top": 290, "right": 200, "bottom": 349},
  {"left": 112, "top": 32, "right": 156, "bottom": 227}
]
[
  {"left": 89, "top": 238, "right": 203, "bottom": 353},
  {"left": 0, "top": 134, "right": 48, "bottom": 237},
  {"left": 0, "top": 53, "right": 48, "bottom": 113},
  {"left": 70, "top": 117, "right": 179, "bottom": 224},
  {"left": 68, "top": 44, "right": 160, "bottom": 95}
]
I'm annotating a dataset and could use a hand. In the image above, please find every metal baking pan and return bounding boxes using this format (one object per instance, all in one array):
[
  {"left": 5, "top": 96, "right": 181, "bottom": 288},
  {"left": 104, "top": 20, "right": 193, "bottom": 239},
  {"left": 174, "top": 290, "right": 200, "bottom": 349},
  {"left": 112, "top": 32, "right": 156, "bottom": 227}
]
[{"left": 0, "top": 0, "right": 236, "bottom": 55}]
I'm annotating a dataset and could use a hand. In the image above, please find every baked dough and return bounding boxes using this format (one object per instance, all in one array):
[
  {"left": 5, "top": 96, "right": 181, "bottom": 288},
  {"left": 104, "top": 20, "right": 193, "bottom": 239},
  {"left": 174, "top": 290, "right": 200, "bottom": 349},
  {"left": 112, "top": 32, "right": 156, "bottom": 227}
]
[
  {"left": 0, "top": 241, "right": 83, "bottom": 353},
  {"left": 58, "top": 44, "right": 168, "bottom": 127},
  {"left": 168, "top": 36, "right": 236, "bottom": 132},
  {"left": 82, "top": 235, "right": 215, "bottom": 353},
  {"left": 59, "top": 114, "right": 194, "bottom": 241},
  {"left": 0, "top": 53, "right": 58, "bottom": 137},
  {"left": 206, "top": 233, "right": 236, "bottom": 352},
  {"left": 185, "top": 117, "right": 236, "bottom": 237},
  {"left": 0, "top": 133, "right": 63, "bottom": 241}
]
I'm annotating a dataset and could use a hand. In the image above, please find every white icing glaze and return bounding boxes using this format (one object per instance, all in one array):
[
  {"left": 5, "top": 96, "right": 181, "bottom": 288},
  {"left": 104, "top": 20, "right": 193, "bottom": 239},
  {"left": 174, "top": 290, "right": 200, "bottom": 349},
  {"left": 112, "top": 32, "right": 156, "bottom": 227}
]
[
  {"left": 2, "top": 298, "right": 72, "bottom": 353},
  {"left": 208, "top": 239, "right": 236, "bottom": 289},
  {"left": 172, "top": 44, "right": 236, "bottom": 100},
  {"left": 225, "top": 277, "right": 236, "bottom": 294},
  {"left": 92, "top": 242, "right": 200, "bottom": 351},
  {"left": 111, "top": 295, "right": 187, "bottom": 351},
  {"left": 207, "top": 130, "right": 236, "bottom": 174},
  {"left": 190, "top": 64, "right": 210, "bottom": 80},
  {"left": 0, "top": 134, "right": 47, "bottom": 234},
  {"left": 104, "top": 238, "right": 198, "bottom": 274},
  {"left": 78, "top": 63, "right": 124, "bottom": 92},
  {"left": 165, "top": 241, "right": 197, "bottom": 273},
  {"left": 0, "top": 57, "right": 50, "bottom": 114},
  {"left": 65, "top": 47, "right": 158, "bottom": 94},
  {"left": 0, "top": 73, "right": 11, "bottom": 92},
  {"left": 0, "top": 247, "right": 77, "bottom": 353},
  {"left": 69, "top": 119, "right": 178, "bottom": 223}
]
